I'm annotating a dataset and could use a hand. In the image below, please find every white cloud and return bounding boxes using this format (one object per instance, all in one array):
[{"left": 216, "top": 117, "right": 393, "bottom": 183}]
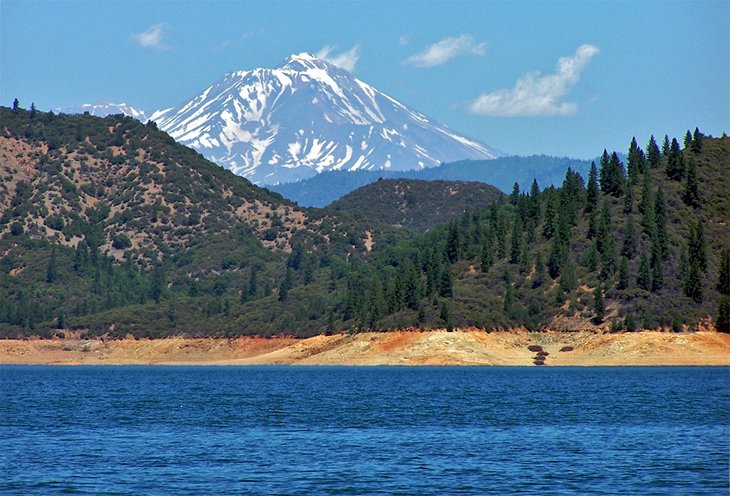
[
  {"left": 399, "top": 35, "right": 410, "bottom": 46},
  {"left": 316, "top": 44, "right": 361, "bottom": 72},
  {"left": 469, "top": 44, "right": 599, "bottom": 117},
  {"left": 131, "top": 23, "right": 170, "bottom": 51},
  {"left": 405, "top": 34, "right": 486, "bottom": 67}
]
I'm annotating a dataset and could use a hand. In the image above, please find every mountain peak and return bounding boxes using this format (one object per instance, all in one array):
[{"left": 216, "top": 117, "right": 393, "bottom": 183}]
[
  {"left": 279, "top": 52, "right": 333, "bottom": 72},
  {"left": 151, "top": 54, "right": 502, "bottom": 185}
]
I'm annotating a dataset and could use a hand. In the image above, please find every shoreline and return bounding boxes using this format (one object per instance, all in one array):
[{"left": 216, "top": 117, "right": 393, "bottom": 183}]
[{"left": 1, "top": 329, "right": 729, "bottom": 367}]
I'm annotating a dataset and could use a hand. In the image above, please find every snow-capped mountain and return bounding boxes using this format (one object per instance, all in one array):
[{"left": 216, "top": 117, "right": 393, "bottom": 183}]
[
  {"left": 56, "top": 102, "right": 147, "bottom": 121},
  {"left": 150, "top": 53, "right": 502, "bottom": 185}
]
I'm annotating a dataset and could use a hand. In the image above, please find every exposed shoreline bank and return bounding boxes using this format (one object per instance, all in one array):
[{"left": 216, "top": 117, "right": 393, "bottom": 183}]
[{"left": 1, "top": 329, "right": 729, "bottom": 366}]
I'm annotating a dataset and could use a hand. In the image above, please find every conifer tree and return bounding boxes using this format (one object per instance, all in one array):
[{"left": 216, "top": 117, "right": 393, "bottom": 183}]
[
  {"left": 510, "top": 182, "right": 520, "bottom": 205},
  {"left": 30, "top": 103, "right": 36, "bottom": 119},
  {"left": 547, "top": 236, "right": 565, "bottom": 279},
  {"left": 666, "top": 138, "right": 685, "bottom": 180},
  {"left": 637, "top": 250, "right": 652, "bottom": 291},
  {"left": 599, "top": 149, "right": 611, "bottom": 194},
  {"left": 597, "top": 201, "right": 617, "bottom": 279},
  {"left": 446, "top": 222, "right": 460, "bottom": 263},
  {"left": 662, "top": 135, "right": 670, "bottom": 156},
  {"left": 622, "top": 215, "right": 637, "bottom": 259},
  {"left": 654, "top": 186, "right": 669, "bottom": 260},
  {"left": 717, "top": 298, "right": 730, "bottom": 334},
  {"left": 12, "top": 98, "right": 19, "bottom": 113},
  {"left": 691, "top": 127, "right": 703, "bottom": 153},
  {"left": 560, "top": 260, "right": 577, "bottom": 292},
  {"left": 617, "top": 256, "right": 630, "bottom": 290},
  {"left": 646, "top": 135, "right": 661, "bottom": 168},
  {"left": 684, "top": 130, "right": 693, "bottom": 149},
  {"left": 627, "top": 137, "right": 646, "bottom": 182},
  {"left": 682, "top": 157, "right": 700, "bottom": 207},
  {"left": 582, "top": 241, "right": 598, "bottom": 272},
  {"left": 532, "top": 251, "right": 545, "bottom": 288},
  {"left": 438, "top": 266, "right": 453, "bottom": 298},
  {"left": 624, "top": 180, "right": 634, "bottom": 214},
  {"left": 585, "top": 161, "right": 599, "bottom": 212},
  {"left": 593, "top": 285, "right": 605, "bottom": 323},
  {"left": 683, "top": 259, "right": 703, "bottom": 303},
  {"left": 688, "top": 221, "right": 708, "bottom": 273},
  {"left": 46, "top": 245, "right": 57, "bottom": 283},
  {"left": 717, "top": 249, "right": 730, "bottom": 295},
  {"left": 542, "top": 193, "right": 557, "bottom": 239},
  {"left": 651, "top": 239, "right": 663, "bottom": 291},
  {"left": 510, "top": 216, "right": 523, "bottom": 264}
]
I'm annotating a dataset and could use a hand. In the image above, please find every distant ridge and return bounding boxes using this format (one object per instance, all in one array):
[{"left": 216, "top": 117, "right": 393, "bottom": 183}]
[{"left": 271, "top": 155, "right": 591, "bottom": 207}]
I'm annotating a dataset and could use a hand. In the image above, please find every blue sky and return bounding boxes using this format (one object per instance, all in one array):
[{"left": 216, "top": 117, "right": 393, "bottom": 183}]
[{"left": 2, "top": 0, "right": 728, "bottom": 159}]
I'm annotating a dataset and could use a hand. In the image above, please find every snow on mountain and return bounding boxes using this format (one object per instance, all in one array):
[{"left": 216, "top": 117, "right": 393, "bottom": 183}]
[
  {"left": 56, "top": 102, "right": 147, "bottom": 121},
  {"left": 150, "top": 53, "right": 503, "bottom": 185}
]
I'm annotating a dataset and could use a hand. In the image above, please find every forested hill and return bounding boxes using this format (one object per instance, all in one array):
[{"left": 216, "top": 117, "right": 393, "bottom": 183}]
[
  {"left": 326, "top": 179, "right": 504, "bottom": 231},
  {"left": 0, "top": 104, "right": 728, "bottom": 338},
  {"left": 270, "top": 155, "right": 591, "bottom": 207}
]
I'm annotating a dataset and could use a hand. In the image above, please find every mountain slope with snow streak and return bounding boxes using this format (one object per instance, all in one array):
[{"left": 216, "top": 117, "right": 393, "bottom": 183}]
[
  {"left": 150, "top": 53, "right": 502, "bottom": 185},
  {"left": 56, "top": 102, "right": 147, "bottom": 121}
]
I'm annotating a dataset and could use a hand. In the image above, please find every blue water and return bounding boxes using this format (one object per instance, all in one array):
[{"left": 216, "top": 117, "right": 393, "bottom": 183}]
[{"left": 1, "top": 366, "right": 728, "bottom": 495}]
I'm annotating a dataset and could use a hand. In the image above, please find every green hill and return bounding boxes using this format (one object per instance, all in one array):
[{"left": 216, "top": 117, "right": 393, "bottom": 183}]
[
  {"left": 326, "top": 178, "right": 504, "bottom": 231},
  {"left": 1, "top": 106, "right": 728, "bottom": 338}
]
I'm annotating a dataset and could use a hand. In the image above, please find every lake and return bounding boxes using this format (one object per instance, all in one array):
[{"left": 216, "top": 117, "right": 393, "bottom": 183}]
[{"left": 1, "top": 366, "right": 728, "bottom": 495}]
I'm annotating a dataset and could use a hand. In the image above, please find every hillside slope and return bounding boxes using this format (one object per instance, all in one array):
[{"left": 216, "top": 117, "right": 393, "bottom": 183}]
[{"left": 327, "top": 178, "right": 504, "bottom": 231}]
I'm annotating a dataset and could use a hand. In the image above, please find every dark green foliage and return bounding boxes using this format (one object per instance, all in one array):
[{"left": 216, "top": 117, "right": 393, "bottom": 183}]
[
  {"left": 666, "top": 138, "right": 685, "bottom": 180},
  {"left": 617, "top": 256, "right": 630, "bottom": 290},
  {"left": 637, "top": 251, "right": 652, "bottom": 291},
  {"left": 627, "top": 137, "right": 646, "bottom": 183},
  {"left": 717, "top": 297, "right": 730, "bottom": 333},
  {"left": 691, "top": 127, "right": 703, "bottom": 153},
  {"left": 599, "top": 151, "right": 626, "bottom": 197},
  {"left": 593, "top": 285, "right": 604, "bottom": 323},
  {"left": 683, "top": 259, "right": 703, "bottom": 303},
  {"left": 624, "top": 313, "right": 637, "bottom": 331},
  {"left": 622, "top": 215, "right": 637, "bottom": 259},
  {"left": 688, "top": 221, "right": 708, "bottom": 272},
  {"left": 654, "top": 186, "right": 669, "bottom": 260},
  {"left": 717, "top": 249, "right": 730, "bottom": 296},
  {"left": 46, "top": 246, "right": 57, "bottom": 283},
  {"left": 646, "top": 135, "right": 661, "bottom": 168},
  {"left": 683, "top": 158, "right": 700, "bottom": 207},
  {"left": 111, "top": 234, "right": 132, "bottom": 250},
  {"left": 326, "top": 178, "right": 503, "bottom": 231},
  {"left": 510, "top": 215, "right": 523, "bottom": 264},
  {"left": 585, "top": 161, "right": 599, "bottom": 212}
]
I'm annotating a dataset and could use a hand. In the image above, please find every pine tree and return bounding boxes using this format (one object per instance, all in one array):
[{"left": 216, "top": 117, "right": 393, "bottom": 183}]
[
  {"left": 30, "top": 103, "right": 36, "bottom": 119},
  {"left": 688, "top": 221, "right": 708, "bottom": 272},
  {"left": 654, "top": 186, "right": 668, "bottom": 260},
  {"left": 249, "top": 266, "right": 258, "bottom": 299},
  {"left": 662, "top": 135, "right": 670, "bottom": 156},
  {"left": 691, "top": 127, "right": 703, "bottom": 153},
  {"left": 12, "top": 98, "right": 19, "bottom": 113},
  {"left": 623, "top": 180, "right": 634, "bottom": 214},
  {"left": 559, "top": 260, "right": 577, "bottom": 292},
  {"left": 717, "top": 249, "right": 730, "bottom": 295},
  {"left": 646, "top": 135, "right": 661, "bottom": 168},
  {"left": 683, "top": 259, "right": 703, "bottom": 303},
  {"left": 439, "top": 301, "right": 450, "bottom": 323},
  {"left": 637, "top": 250, "right": 652, "bottom": 291},
  {"left": 542, "top": 193, "right": 558, "bottom": 239},
  {"left": 627, "top": 137, "right": 646, "bottom": 182},
  {"left": 617, "top": 256, "right": 630, "bottom": 290},
  {"left": 510, "top": 182, "right": 520, "bottom": 205},
  {"left": 547, "top": 235, "right": 565, "bottom": 279},
  {"left": 684, "top": 129, "right": 693, "bottom": 149},
  {"left": 651, "top": 240, "right": 663, "bottom": 291},
  {"left": 593, "top": 285, "right": 605, "bottom": 323},
  {"left": 278, "top": 268, "right": 293, "bottom": 301},
  {"left": 46, "top": 245, "right": 57, "bottom": 283},
  {"left": 580, "top": 240, "right": 596, "bottom": 272},
  {"left": 585, "top": 161, "right": 599, "bottom": 212},
  {"left": 532, "top": 251, "right": 545, "bottom": 288},
  {"left": 682, "top": 157, "right": 700, "bottom": 207},
  {"left": 717, "top": 297, "right": 730, "bottom": 333},
  {"left": 503, "top": 284, "right": 514, "bottom": 316},
  {"left": 666, "top": 138, "right": 685, "bottom": 180},
  {"left": 596, "top": 201, "right": 617, "bottom": 279},
  {"left": 438, "top": 266, "right": 453, "bottom": 298},
  {"left": 510, "top": 215, "right": 523, "bottom": 264},
  {"left": 446, "top": 222, "right": 460, "bottom": 263},
  {"left": 622, "top": 215, "right": 637, "bottom": 259}
]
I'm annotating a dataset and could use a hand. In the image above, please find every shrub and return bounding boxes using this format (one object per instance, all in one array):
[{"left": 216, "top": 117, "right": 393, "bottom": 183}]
[{"left": 111, "top": 233, "right": 132, "bottom": 250}]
